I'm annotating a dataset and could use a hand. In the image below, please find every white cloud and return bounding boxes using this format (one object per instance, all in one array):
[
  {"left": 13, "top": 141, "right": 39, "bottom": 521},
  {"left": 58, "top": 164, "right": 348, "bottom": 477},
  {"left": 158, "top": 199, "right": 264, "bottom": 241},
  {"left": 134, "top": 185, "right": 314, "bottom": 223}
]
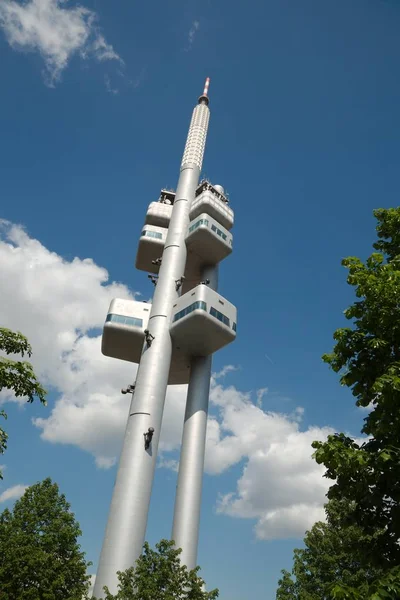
[
  {"left": 186, "top": 20, "right": 199, "bottom": 50},
  {"left": 0, "top": 220, "right": 138, "bottom": 468},
  {"left": 212, "top": 365, "right": 238, "bottom": 381},
  {"left": 0, "top": 483, "right": 27, "bottom": 503},
  {"left": 157, "top": 457, "right": 179, "bottom": 472},
  {"left": 91, "top": 34, "right": 120, "bottom": 63},
  {"left": 203, "top": 378, "right": 333, "bottom": 539},
  {"left": 104, "top": 74, "right": 118, "bottom": 95},
  {"left": 255, "top": 504, "right": 326, "bottom": 540},
  {"left": 256, "top": 387, "right": 268, "bottom": 408},
  {"left": 0, "top": 220, "right": 334, "bottom": 539},
  {"left": 0, "top": 0, "right": 121, "bottom": 85}
]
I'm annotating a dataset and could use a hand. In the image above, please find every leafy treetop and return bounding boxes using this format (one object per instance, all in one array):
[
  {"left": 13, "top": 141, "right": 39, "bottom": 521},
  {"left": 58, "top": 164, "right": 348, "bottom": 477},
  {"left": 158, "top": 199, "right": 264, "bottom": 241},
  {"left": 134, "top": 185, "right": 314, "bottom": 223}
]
[
  {"left": 0, "top": 327, "right": 47, "bottom": 478},
  {"left": 277, "top": 208, "right": 400, "bottom": 600},
  {"left": 0, "top": 327, "right": 47, "bottom": 404},
  {"left": 276, "top": 499, "right": 383, "bottom": 600},
  {"left": 94, "top": 539, "right": 219, "bottom": 600},
  {"left": 310, "top": 207, "right": 400, "bottom": 593},
  {"left": 0, "top": 477, "right": 92, "bottom": 600}
]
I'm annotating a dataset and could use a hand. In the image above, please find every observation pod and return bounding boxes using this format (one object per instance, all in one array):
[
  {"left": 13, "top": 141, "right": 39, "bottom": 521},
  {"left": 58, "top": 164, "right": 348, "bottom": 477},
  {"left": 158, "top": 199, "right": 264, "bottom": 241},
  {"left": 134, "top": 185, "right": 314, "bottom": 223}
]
[
  {"left": 186, "top": 213, "right": 232, "bottom": 266},
  {"left": 144, "top": 189, "right": 175, "bottom": 228},
  {"left": 190, "top": 181, "right": 234, "bottom": 230},
  {"left": 135, "top": 224, "right": 167, "bottom": 273},
  {"left": 170, "top": 285, "right": 237, "bottom": 356},
  {"left": 101, "top": 298, "right": 192, "bottom": 385},
  {"left": 145, "top": 202, "right": 173, "bottom": 228},
  {"left": 101, "top": 299, "right": 151, "bottom": 363}
]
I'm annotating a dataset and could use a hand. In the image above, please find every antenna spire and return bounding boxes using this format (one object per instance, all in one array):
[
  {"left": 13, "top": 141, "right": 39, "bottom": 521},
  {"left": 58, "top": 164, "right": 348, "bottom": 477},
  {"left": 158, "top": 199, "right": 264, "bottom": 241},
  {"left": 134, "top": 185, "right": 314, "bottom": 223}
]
[
  {"left": 203, "top": 77, "right": 210, "bottom": 97},
  {"left": 198, "top": 77, "right": 210, "bottom": 105}
]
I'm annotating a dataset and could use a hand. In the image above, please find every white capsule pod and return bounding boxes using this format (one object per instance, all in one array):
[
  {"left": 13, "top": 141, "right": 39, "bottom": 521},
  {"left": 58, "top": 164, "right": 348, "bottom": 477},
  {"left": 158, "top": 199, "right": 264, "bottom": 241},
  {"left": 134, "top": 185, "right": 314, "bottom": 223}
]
[
  {"left": 101, "top": 298, "right": 192, "bottom": 385},
  {"left": 170, "top": 285, "right": 237, "bottom": 357},
  {"left": 101, "top": 298, "right": 151, "bottom": 363},
  {"left": 186, "top": 213, "right": 232, "bottom": 267},
  {"left": 135, "top": 224, "right": 167, "bottom": 273},
  {"left": 145, "top": 201, "right": 173, "bottom": 228},
  {"left": 190, "top": 184, "right": 234, "bottom": 230}
]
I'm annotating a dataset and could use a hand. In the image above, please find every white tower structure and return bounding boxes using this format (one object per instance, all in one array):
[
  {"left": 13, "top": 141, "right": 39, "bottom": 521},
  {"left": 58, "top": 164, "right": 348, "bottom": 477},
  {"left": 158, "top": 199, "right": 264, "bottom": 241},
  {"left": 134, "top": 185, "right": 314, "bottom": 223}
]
[{"left": 93, "top": 79, "right": 236, "bottom": 598}]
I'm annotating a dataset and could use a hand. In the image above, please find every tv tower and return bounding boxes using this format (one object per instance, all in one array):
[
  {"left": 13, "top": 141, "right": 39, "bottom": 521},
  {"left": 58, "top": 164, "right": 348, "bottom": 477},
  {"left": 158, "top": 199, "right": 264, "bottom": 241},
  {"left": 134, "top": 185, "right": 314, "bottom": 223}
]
[{"left": 93, "top": 79, "right": 236, "bottom": 598}]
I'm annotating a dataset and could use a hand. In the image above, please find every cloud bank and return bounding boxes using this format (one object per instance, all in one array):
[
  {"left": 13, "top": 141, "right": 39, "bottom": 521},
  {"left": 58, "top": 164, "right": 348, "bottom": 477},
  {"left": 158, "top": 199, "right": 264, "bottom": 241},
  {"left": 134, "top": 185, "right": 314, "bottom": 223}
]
[
  {"left": 186, "top": 20, "right": 199, "bottom": 50},
  {"left": 0, "top": 0, "right": 121, "bottom": 84},
  {"left": 0, "top": 483, "right": 27, "bottom": 503}
]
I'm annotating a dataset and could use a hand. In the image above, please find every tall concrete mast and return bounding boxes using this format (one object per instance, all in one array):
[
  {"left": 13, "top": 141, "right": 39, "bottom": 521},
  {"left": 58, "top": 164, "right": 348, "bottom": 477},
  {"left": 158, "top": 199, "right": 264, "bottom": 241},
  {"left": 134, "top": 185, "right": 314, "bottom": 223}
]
[
  {"left": 171, "top": 262, "right": 218, "bottom": 570},
  {"left": 96, "top": 80, "right": 236, "bottom": 597}
]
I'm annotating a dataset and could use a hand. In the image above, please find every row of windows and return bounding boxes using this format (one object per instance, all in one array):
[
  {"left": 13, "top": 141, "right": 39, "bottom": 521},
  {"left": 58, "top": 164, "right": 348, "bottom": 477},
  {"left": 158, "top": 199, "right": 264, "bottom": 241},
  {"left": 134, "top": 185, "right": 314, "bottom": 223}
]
[
  {"left": 173, "top": 301, "right": 207, "bottom": 322},
  {"left": 106, "top": 314, "right": 143, "bottom": 328},
  {"left": 188, "top": 218, "right": 209, "bottom": 233},
  {"left": 211, "top": 224, "right": 228, "bottom": 241},
  {"left": 188, "top": 218, "right": 230, "bottom": 244},
  {"left": 141, "top": 230, "right": 163, "bottom": 240},
  {"left": 107, "top": 308, "right": 237, "bottom": 332},
  {"left": 172, "top": 302, "right": 236, "bottom": 332},
  {"left": 211, "top": 310, "right": 236, "bottom": 332},
  {"left": 210, "top": 307, "right": 230, "bottom": 326},
  {"left": 144, "top": 224, "right": 232, "bottom": 249}
]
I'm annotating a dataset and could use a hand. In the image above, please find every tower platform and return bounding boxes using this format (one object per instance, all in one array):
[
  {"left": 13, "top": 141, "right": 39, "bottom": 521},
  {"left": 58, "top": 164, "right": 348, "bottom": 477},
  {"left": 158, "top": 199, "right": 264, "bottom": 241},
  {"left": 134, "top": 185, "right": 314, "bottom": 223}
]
[
  {"left": 101, "top": 286, "right": 236, "bottom": 384},
  {"left": 145, "top": 201, "right": 173, "bottom": 228},
  {"left": 186, "top": 212, "right": 232, "bottom": 265},
  {"left": 101, "top": 298, "right": 150, "bottom": 364},
  {"left": 190, "top": 183, "right": 234, "bottom": 230},
  {"left": 101, "top": 298, "right": 192, "bottom": 385},
  {"left": 170, "top": 285, "right": 236, "bottom": 356},
  {"left": 135, "top": 224, "right": 167, "bottom": 273}
]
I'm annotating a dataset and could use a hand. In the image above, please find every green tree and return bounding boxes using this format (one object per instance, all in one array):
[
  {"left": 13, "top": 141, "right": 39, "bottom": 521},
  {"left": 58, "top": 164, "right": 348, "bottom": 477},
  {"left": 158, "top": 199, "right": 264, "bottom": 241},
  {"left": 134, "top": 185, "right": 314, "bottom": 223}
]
[
  {"left": 276, "top": 499, "right": 383, "bottom": 600},
  {"left": 276, "top": 570, "right": 297, "bottom": 600},
  {"left": 0, "top": 477, "right": 91, "bottom": 599},
  {"left": 95, "top": 539, "right": 218, "bottom": 600},
  {"left": 312, "top": 208, "right": 400, "bottom": 574},
  {"left": 0, "top": 327, "right": 47, "bottom": 478},
  {"left": 276, "top": 208, "right": 400, "bottom": 600}
]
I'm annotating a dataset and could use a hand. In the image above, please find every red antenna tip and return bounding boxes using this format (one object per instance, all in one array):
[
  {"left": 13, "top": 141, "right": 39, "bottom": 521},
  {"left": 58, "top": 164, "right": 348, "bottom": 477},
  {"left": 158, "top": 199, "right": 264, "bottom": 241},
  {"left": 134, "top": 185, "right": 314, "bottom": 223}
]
[{"left": 203, "top": 77, "right": 210, "bottom": 97}]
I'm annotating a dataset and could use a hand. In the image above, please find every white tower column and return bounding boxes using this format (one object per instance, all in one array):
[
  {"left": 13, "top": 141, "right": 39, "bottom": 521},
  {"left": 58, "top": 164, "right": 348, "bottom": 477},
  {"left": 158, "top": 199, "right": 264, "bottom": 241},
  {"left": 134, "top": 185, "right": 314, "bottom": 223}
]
[
  {"left": 93, "top": 84, "right": 211, "bottom": 599},
  {"left": 172, "top": 263, "right": 219, "bottom": 570}
]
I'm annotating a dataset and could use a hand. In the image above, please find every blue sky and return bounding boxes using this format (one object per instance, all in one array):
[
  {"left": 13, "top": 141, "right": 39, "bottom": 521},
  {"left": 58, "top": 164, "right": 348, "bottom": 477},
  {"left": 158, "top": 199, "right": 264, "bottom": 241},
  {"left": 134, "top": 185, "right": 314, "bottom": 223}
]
[{"left": 0, "top": 0, "right": 399, "bottom": 598}]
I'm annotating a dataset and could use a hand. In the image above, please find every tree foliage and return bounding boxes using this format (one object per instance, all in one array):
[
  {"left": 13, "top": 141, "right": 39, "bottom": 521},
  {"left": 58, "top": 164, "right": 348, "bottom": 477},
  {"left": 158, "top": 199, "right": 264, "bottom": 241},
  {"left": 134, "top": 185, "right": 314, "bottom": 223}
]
[
  {"left": 0, "top": 477, "right": 91, "bottom": 599},
  {"left": 313, "top": 208, "right": 400, "bottom": 571},
  {"left": 276, "top": 208, "right": 400, "bottom": 599},
  {"left": 0, "top": 327, "right": 46, "bottom": 478},
  {"left": 276, "top": 499, "right": 383, "bottom": 599},
  {"left": 94, "top": 539, "right": 218, "bottom": 600}
]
